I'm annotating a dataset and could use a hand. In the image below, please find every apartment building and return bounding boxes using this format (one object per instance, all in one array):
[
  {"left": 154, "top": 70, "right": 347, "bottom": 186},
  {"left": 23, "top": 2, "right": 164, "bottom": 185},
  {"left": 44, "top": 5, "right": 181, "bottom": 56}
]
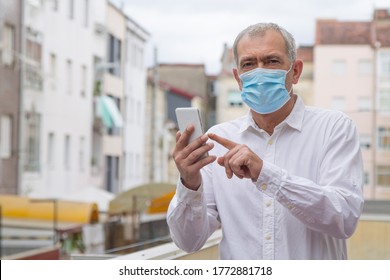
[
  {"left": 0, "top": 0, "right": 22, "bottom": 194},
  {"left": 314, "top": 9, "right": 390, "bottom": 199},
  {"left": 16, "top": 0, "right": 107, "bottom": 197},
  {"left": 0, "top": 0, "right": 150, "bottom": 199},
  {"left": 121, "top": 16, "right": 149, "bottom": 190}
]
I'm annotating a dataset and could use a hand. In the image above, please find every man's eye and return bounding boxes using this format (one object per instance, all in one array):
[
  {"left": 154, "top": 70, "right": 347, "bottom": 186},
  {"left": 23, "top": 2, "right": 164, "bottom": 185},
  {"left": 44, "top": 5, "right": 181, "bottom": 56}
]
[{"left": 242, "top": 62, "right": 253, "bottom": 69}]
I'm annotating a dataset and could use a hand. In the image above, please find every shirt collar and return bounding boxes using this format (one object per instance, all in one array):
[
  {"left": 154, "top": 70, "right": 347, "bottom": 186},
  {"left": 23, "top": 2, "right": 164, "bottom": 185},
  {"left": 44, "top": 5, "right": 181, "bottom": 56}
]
[
  {"left": 283, "top": 94, "right": 305, "bottom": 132},
  {"left": 238, "top": 95, "right": 305, "bottom": 134}
]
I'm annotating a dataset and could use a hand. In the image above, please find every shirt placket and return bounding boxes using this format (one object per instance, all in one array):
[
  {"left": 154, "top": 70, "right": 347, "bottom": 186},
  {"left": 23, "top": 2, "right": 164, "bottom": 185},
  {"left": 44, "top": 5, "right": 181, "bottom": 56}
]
[{"left": 261, "top": 134, "right": 276, "bottom": 259}]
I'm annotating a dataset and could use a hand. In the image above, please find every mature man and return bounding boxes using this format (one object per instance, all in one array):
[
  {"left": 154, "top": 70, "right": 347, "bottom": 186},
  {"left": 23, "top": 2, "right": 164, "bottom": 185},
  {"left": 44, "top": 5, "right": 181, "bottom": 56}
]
[{"left": 167, "top": 22, "right": 364, "bottom": 259}]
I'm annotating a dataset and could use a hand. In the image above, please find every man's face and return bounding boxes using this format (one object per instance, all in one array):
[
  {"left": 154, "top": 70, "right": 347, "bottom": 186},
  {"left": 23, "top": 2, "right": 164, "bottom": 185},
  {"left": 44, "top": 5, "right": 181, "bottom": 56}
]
[{"left": 234, "top": 30, "right": 295, "bottom": 90}]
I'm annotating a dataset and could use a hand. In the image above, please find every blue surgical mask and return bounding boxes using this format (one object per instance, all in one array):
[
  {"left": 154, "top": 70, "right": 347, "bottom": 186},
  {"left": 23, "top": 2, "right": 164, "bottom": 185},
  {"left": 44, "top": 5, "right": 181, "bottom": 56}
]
[{"left": 239, "top": 65, "right": 293, "bottom": 114}]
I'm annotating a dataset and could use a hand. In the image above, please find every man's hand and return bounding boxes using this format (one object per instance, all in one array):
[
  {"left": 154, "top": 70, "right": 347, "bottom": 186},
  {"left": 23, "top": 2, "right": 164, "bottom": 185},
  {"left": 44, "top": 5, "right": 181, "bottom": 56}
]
[
  {"left": 208, "top": 133, "right": 263, "bottom": 181},
  {"left": 172, "top": 125, "right": 216, "bottom": 190}
]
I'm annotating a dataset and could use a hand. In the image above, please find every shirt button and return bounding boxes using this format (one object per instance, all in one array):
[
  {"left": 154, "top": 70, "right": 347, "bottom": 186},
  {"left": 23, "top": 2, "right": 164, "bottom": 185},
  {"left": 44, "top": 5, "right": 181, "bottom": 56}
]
[
  {"left": 265, "top": 201, "right": 272, "bottom": 207},
  {"left": 287, "top": 203, "right": 293, "bottom": 210},
  {"left": 261, "top": 183, "right": 267, "bottom": 191},
  {"left": 265, "top": 235, "right": 272, "bottom": 240},
  {"left": 268, "top": 139, "right": 273, "bottom": 145}
]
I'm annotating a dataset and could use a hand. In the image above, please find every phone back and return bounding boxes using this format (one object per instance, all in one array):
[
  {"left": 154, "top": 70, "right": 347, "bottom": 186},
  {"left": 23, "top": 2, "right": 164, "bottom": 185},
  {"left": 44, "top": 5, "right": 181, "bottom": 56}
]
[{"left": 175, "top": 107, "right": 204, "bottom": 144}]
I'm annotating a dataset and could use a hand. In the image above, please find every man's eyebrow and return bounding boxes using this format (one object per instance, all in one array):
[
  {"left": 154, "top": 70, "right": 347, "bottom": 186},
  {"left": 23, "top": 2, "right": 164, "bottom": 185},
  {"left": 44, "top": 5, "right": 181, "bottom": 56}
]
[
  {"left": 263, "top": 54, "right": 282, "bottom": 60},
  {"left": 239, "top": 56, "right": 255, "bottom": 64}
]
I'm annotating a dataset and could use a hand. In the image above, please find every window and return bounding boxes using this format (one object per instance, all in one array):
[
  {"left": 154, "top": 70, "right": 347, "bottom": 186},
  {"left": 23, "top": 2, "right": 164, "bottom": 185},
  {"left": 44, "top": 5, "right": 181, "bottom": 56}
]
[
  {"left": 378, "top": 127, "right": 390, "bottom": 150},
  {"left": 135, "top": 154, "right": 140, "bottom": 179},
  {"left": 131, "top": 43, "right": 136, "bottom": 67},
  {"left": 364, "top": 172, "right": 369, "bottom": 185},
  {"left": 0, "top": 115, "right": 12, "bottom": 159},
  {"left": 50, "top": 0, "right": 58, "bottom": 11},
  {"left": 81, "top": 65, "right": 87, "bottom": 97},
  {"left": 332, "top": 60, "right": 346, "bottom": 76},
  {"left": 129, "top": 152, "right": 133, "bottom": 178},
  {"left": 24, "top": 112, "right": 41, "bottom": 172},
  {"left": 377, "top": 165, "right": 390, "bottom": 187},
  {"left": 138, "top": 48, "right": 144, "bottom": 69},
  {"left": 66, "top": 59, "right": 72, "bottom": 94},
  {"left": 2, "top": 24, "right": 15, "bottom": 66},
  {"left": 50, "top": 53, "right": 56, "bottom": 79},
  {"left": 108, "top": 34, "right": 121, "bottom": 77},
  {"left": 358, "top": 97, "right": 371, "bottom": 111},
  {"left": 107, "top": 95, "right": 121, "bottom": 136},
  {"left": 228, "top": 91, "right": 243, "bottom": 107},
  {"left": 84, "top": 0, "right": 89, "bottom": 27},
  {"left": 47, "top": 132, "right": 55, "bottom": 168},
  {"left": 131, "top": 45, "right": 144, "bottom": 69},
  {"left": 358, "top": 59, "right": 371, "bottom": 75},
  {"left": 359, "top": 134, "right": 371, "bottom": 150},
  {"left": 137, "top": 101, "right": 141, "bottom": 125},
  {"left": 379, "top": 52, "right": 390, "bottom": 83},
  {"left": 129, "top": 97, "right": 134, "bottom": 123},
  {"left": 25, "top": 28, "right": 43, "bottom": 90},
  {"left": 64, "top": 135, "right": 71, "bottom": 170},
  {"left": 378, "top": 89, "right": 390, "bottom": 112},
  {"left": 79, "top": 136, "right": 85, "bottom": 172},
  {"left": 331, "top": 97, "right": 345, "bottom": 111},
  {"left": 106, "top": 156, "right": 119, "bottom": 193},
  {"left": 68, "top": 0, "right": 74, "bottom": 19}
]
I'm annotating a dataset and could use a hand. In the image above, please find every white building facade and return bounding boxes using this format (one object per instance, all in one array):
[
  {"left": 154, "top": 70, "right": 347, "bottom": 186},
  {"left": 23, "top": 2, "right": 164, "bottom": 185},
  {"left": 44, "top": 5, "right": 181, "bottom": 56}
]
[
  {"left": 121, "top": 17, "right": 149, "bottom": 190},
  {"left": 22, "top": 0, "right": 108, "bottom": 196},
  {"left": 20, "top": 0, "right": 151, "bottom": 197}
]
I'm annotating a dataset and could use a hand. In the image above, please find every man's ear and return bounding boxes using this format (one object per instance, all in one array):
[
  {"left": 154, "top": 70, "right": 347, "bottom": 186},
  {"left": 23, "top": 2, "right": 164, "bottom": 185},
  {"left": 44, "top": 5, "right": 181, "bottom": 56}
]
[
  {"left": 233, "top": 68, "right": 243, "bottom": 90},
  {"left": 292, "top": 59, "right": 303, "bottom": 84}
]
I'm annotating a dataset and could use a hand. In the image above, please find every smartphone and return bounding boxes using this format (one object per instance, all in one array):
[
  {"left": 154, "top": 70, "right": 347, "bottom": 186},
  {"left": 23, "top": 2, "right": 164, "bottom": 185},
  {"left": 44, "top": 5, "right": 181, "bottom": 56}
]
[{"left": 175, "top": 107, "right": 208, "bottom": 158}]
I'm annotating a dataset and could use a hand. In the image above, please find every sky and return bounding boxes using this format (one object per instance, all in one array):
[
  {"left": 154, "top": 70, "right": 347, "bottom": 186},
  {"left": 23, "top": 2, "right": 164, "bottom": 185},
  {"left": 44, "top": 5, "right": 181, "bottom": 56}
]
[{"left": 116, "top": 0, "right": 390, "bottom": 75}]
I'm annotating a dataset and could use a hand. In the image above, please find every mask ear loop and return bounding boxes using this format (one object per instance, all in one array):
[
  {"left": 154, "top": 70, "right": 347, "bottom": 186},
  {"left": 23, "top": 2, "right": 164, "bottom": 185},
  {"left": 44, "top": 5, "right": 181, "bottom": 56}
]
[
  {"left": 285, "top": 61, "right": 294, "bottom": 93},
  {"left": 286, "top": 61, "right": 294, "bottom": 73}
]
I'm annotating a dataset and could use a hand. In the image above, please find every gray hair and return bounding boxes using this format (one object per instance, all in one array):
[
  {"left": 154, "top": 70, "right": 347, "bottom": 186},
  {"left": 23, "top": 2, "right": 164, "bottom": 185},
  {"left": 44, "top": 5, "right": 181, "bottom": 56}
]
[{"left": 232, "top": 23, "right": 297, "bottom": 66}]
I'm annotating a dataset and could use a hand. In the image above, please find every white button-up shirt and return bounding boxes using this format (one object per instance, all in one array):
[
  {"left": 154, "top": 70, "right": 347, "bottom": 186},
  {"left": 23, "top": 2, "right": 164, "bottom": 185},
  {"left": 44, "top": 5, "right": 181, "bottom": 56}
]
[{"left": 167, "top": 96, "right": 364, "bottom": 259}]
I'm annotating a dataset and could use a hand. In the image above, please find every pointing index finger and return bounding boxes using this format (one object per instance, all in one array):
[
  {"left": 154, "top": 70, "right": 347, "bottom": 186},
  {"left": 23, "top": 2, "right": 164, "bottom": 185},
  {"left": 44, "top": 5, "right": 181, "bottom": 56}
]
[{"left": 208, "top": 133, "right": 238, "bottom": 150}]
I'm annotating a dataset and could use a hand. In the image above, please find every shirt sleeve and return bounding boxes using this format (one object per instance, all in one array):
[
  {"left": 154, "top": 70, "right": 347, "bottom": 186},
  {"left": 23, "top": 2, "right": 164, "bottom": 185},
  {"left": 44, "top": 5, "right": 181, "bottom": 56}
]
[
  {"left": 254, "top": 116, "right": 364, "bottom": 239},
  {"left": 166, "top": 165, "right": 220, "bottom": 253}
]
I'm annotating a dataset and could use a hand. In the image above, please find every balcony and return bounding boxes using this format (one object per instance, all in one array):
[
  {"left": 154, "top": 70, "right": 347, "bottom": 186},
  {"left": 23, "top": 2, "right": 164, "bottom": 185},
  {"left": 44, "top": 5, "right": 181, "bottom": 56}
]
[{"left": 71, "top": 200, "right": 390, "bottom": 260}]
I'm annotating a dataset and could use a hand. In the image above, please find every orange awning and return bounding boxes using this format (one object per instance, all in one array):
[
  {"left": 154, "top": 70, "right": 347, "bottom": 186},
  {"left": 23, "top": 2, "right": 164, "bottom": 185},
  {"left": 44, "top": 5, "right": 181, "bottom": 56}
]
[
  {"left": 109, "top": 183, "right": 176, "bottom": 215},
  {"left": 0, "top": 194, "right": 99, "bottom": 224},
  {"left": 147, "top": 191, "right": 175, "bottom": 214}
]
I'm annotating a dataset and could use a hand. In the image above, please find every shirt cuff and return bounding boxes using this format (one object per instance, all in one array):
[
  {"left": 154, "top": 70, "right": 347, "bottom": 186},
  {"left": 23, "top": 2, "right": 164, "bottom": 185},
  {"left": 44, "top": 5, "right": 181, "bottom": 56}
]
[
  {"left": 253, "top": 161, "right": 285, "bottom": 197},
  {"left": 176, "top": 178, "right": 204, "bottom": 206}
]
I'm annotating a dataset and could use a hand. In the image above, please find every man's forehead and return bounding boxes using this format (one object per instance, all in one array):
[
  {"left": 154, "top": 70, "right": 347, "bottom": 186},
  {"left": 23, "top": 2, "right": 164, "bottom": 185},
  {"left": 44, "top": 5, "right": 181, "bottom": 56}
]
[{"left": 237, "top": 31, "right": 287, "bottom": 56}]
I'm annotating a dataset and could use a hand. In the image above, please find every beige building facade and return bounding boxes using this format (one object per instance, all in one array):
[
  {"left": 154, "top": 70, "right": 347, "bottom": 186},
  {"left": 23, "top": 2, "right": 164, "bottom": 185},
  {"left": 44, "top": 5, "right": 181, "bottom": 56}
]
[{"left": 314, "top": 10, "right": 390, "bottom": 199}]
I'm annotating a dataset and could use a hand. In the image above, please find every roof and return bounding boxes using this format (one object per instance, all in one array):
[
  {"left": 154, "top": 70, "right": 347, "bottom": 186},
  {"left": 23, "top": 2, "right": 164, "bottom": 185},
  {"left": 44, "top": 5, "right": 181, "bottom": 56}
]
[
  {"left": 375, "top": 25, "right": 390, "bottom": 47},
  {"left": 159, "top": 80, "right": 197, "bottom": 100},
  {"left": 316, "top": 20, "right": 372, "bottom": 45},
  {"left": 316, "top": 9, "right": 390, "bottom": 47},
  {"left": 297, "top": 46, "right": 314, "bottom": 62}
]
